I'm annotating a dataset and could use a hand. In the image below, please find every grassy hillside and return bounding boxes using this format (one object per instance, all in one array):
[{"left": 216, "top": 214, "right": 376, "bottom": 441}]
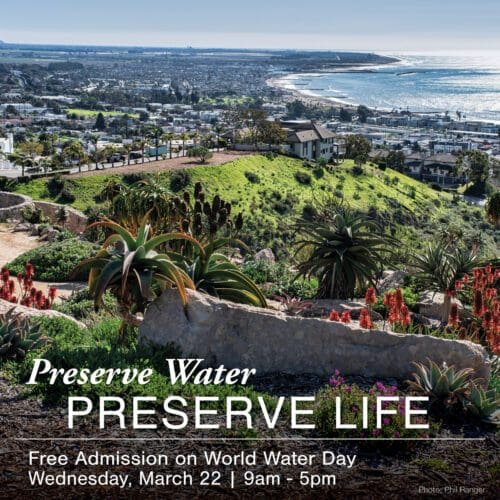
[{"left": 14, "top": 154, "right": 497, "bottom": 257}]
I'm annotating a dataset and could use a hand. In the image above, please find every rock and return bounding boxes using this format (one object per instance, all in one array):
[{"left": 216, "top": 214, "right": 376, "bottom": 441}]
[
  {"left": 12, "top": 223, "right": 31, "bottom": 233},
  {"left": 139, "top": 289, "right": 490, "bottom": 382},
  {"left": 0, "top": 299, "right": 86, "bottom": 329},
  {"left": 378, "top": 270, "right": 407, "bottom": 293},
  {"left": 418, "top": 291, "right": 463, "bottom": 321},
  {"left": 303, "top": 299, "right": 383, "bottom": 321},
  {"left": 40, "top": 229, "right": 60, "bottom": 243},
  {"left": 254, "top": 248, "right": 275, "bottom": 264}
]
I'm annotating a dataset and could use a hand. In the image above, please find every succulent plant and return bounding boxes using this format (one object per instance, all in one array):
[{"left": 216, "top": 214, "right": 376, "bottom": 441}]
[
  {"left": 0, "top": 308, "right": 48, "bottom": 361},
  {"left": 466, "top": 384, "right": 500, "bottom": 425},
  {"left": 406, "top": 359, "right": 474, "bottom": 406}
]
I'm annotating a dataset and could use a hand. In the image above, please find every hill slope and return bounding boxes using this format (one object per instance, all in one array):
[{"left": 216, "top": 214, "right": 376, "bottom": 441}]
[{"left": 14, "top": 154, "right": 497, "bottom": 257}]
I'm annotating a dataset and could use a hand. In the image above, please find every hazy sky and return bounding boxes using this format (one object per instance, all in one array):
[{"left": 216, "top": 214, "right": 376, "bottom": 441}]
[{"left": 2, "top": 0, "right": 499, "bottom": 52}]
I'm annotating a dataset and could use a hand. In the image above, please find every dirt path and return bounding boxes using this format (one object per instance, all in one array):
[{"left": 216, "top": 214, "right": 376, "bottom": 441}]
[
  {"left": 69, "top": 151, "right": 248, "bottom": 178},
  {"left": 0, "top": 225, "right": 40, "bottom": 268},
  {"left": 0, "top": 223, "right": 85, "bottom": 300}
]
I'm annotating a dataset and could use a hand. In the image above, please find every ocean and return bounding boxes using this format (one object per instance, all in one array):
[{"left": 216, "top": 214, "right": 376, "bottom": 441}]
[{"left": 276, "top": 51, "right": 500, "bottom": 122}]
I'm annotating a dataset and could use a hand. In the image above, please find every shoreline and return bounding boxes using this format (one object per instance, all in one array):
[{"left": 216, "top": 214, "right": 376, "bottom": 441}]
[
  {"left": 265, "top": 60, "right": 401, "bottom": 111},
  {"left": 267, "top": 60, "right": 500, "bottom": 123}
]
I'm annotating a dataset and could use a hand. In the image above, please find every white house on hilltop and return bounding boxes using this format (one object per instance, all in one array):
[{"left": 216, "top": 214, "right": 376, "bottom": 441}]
[{"left": 283, "top": 121, "right": 343, "bottom": 161}]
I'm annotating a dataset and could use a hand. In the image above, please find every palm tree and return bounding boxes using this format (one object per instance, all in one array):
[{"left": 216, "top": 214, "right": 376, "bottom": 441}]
[
  {"left": 146, "top": 125, "right": 163, "bottom": 161},
  {"left": 180, "top": 132, "right": 190, "bottom": 157},
  {"left": 134, "top": 139, "right": 147, "bottom": 164},
  {"left": 214, "top": 124, "right": 224, "bottom": 152},
  {"left": 295, "top": 204, "right": 395, "bottom": 299},
  {"left": 413, "top": 242, "right": 479, "bottom": 322},
  {"left": 122, "top": 143, "right": 133, "bottom": 166},
  {"left": 63, "top": 141, "right": 87, "bottom": 173},
  {"left": 162, "top": 132, "right": 175, "bottom": 159},
  {"left": 74, "top": 217, "right": 199, "bottom": 333},
  {"left": 88, "top": 134, "right": 100, "bottom": 170},
  {"left": 8, "top": 152, "right": 34, "bottom": 177}
]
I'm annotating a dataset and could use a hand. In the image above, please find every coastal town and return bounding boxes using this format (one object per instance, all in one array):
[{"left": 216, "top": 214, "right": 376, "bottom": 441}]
[
  {"left": 0, "top": 43, "right": 498, "bottom": 192},
  {"left": 1, "top": 0, "right": 500, "bottom": 495}
]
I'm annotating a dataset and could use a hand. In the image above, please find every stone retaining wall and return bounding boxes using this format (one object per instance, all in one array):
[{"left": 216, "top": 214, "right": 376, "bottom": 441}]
[
  {"left": 140, "top": 289, "right": 490, "bottom": 382},
  {"left": 0, "top": 192, "right": 87, "bottom": 233},
  {"left": 0, "top": 192, "right": 34, "bottom": 220},
  {"left": 33, "top": 201, "right": 87, "bottom": 233}
]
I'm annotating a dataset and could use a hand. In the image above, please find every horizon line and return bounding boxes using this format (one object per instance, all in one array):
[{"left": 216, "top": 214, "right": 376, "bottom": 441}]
[{"left": 1, "top": 39, "right": 499, "bottom": 55}]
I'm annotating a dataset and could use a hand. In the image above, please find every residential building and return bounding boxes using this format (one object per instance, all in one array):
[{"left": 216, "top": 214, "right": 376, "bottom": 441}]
[{"left": 283, "top": 121, "right": 343, "bottom": 161}]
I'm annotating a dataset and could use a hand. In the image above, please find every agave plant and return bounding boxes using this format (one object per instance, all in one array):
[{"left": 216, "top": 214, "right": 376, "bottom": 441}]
[
  {"left": 295, "top": 203, "right": 395, "bottom": 299},
  {"left": 466, "top": 383, "right": 500, "bottom": 425},
  {"left": 406, "top": 359, "right": 474, "bottom": 407},
  {"left": 0, "top": 308, "right": 47, "bottom": 361},
  {"left": 170, "top": 237, "right": 267, "bottom": 308},
  {"left": 74, "top": 217, "right": 199, "bottom": 329}
]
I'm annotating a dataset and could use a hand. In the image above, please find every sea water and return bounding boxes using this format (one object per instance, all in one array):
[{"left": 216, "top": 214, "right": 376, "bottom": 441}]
[{"left": 278, "top": 51, "right": 500, "bottom": 122}]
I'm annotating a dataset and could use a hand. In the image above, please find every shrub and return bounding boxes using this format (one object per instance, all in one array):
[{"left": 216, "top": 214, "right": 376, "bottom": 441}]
[
  {"left": 58, "top": 188, "right": 76, "bottom": 203},
  {"left": 313, "top": 166, "right": 324, "bottom": 179},
  {"left": 187, "top": 146, "right": 213, "bottom": 163},
  {"left": 123, "top": 172, "right": 147, "bottom": 185},
  {"left": 0, "top": 176, "right": 17, "bottom": 192},
  {"left": 430, "top": 182, "right": 442, "bottom": 191},
  {"left": 351, "top": 165, "right": 364, "bottom": 176},
  {"left": 55, "top": 287, "right": 116, "bottom": 321},
  {"left": 169, "top": 169, "right": 191, "bottom": 192},
  {"left": 314, "top": 371, "right": 435, "bottom": 439},
  {"left": 302, "top": 203, "right": 317, "bottom": 220},
  {"left": 244, "top": 171, "right": 260, "bottom": 184},
  {"left": 8, "top": 239, "right": 97, "bottom": 281},
  {"left": 295, "top": 172, "right": 312, "bottom": 185},
  {"left": 242, "top": 260, "right": 317, "bottom": 299},
  {"left": 46, "top": 175, "right": 66, "bottom": 197},
  {"left": 20, "top": 206, "right": 46, "bottom": 224}
]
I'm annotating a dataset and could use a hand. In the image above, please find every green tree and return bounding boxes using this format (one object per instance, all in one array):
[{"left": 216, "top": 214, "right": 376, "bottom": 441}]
[
  {"left": 357, "top": 105, "right": 372, "bottom": 123},
  {"left": 257, "top": 121, "right": 286, "bottom": 148},
  {"left": 94, "top": 112, "right": 106, "bottom": 131},
  {"left": 344, "top": 135, "right": 371, "bottom": 166},
  {"left": 464, "top": 150, "right": 490, "bottom": 195},
  {"left": 339, "top": 108, "right": 352, "bottom": 122},
  {"left": 386, "top": 150, "right": 406, "bottom": 172},
  {"left": 162, "top": 132, "right": 175, "bottom": 159},
  {"left": 63, "top": 141, "right": 87, "bottom": 173},
  {"left": 145, "top": 125, "right": 163, "bottom": 161},
  {"left": 187, "top": 146, "right": 213, "bottom": 164}
]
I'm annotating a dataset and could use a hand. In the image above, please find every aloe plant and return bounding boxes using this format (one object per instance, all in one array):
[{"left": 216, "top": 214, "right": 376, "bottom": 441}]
[
  {"left": 75, "top": 217, "right": 199, "bottom": 328},
  {"left": 171, "top": 236, "right": 267, "bottom": 308},
  {"left": 466, "top": 384, "right": 500, "bottom": 425},
  {"left": 295, "top": 207, "right": 395, "bottom": 300},
  {"left": 0, "top": 308, "right": 47, "bottom": 361},
  {"left": 407, "top": 359, "right": 474, "bottom": 406}
]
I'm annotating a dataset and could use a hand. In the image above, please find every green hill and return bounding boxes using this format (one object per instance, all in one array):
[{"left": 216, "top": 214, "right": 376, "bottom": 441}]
[{"left": 14, "top": 154, "right": 497, "bottom": 257}]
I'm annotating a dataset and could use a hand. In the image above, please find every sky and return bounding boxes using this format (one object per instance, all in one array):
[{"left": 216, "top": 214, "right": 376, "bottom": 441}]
[{"left": 1, "top": 0, "right": 500, "bottom": 52}]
